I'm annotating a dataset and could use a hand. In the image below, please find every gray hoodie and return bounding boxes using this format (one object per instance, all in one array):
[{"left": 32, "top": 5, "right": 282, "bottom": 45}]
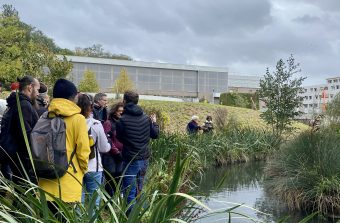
[{"left": 86, "top": 117, "right": 111, "bottom": 172}]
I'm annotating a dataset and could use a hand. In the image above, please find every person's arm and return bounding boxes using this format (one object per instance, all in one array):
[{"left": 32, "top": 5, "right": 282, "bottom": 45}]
[
  {"left": 75, "top": 115, "right": 91, "bottom": 173},
  {"left": 17, "top": 102, "right": 36, "bottom": 146},
  {"left": 102, "top": 120, "right": 120, "bottom": 154},
  {"left": 102, "top": 120, "right": 111, "bottom": 134},
  {"left": 150, "top": 120, "right": 159, "bottom": 139},
  {"left": 95, "top": 123, "right": 111, "bottom": 153},
  {"left": 116, "top": 119, "right": 125, "bottom": 143}
]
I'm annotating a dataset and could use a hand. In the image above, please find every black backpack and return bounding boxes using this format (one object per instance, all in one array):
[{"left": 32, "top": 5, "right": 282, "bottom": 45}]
[{"left": 0, "top": 107, "right": 18, "bottom": 162}]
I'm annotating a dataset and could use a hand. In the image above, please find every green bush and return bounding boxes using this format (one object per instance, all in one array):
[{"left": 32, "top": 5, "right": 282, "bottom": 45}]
[
  {"left": 140, "top": 105, "right": 170, "bottom": 131},
  {"left": 219, "top": 92, "right": 259, "bottom": 109},
  {"left": 265, "top": 129, "right": 340, "bottom": 217}
]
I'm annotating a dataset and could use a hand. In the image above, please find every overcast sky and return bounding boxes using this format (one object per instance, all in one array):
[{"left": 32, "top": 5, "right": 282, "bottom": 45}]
[{"left": 3, "top": 0, "right": 340, "bottom": 85}]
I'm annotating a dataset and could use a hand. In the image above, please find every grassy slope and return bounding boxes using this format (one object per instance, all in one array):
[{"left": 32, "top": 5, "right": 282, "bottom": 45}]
[{"left": 138, "top": 100, "right": 308, "bottom": 133}]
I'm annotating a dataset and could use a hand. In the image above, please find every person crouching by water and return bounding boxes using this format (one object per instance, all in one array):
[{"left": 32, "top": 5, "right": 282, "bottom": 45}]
[
  {"left": 77, "top": 93, "right": 111, "bottom": 208},
  {"left": 186, "top": 115, "right": 202, "bottom": 134},
  {"left": 102, "top": 102, "right": 124, "bottom": 196},
  {"left": 202, "top": 115, "right": 214, "bottom": 133}
]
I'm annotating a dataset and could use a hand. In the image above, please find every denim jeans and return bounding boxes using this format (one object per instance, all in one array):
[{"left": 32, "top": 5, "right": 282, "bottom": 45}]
[
  {"left": 122, "top": 159, "right": 149, "bottom": 210},
  {"left": 82, "top": 171, "right": 103, "bottom": 207}
]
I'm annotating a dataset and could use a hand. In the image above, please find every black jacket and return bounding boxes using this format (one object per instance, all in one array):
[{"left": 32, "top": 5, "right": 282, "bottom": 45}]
[
  {"left": 116, "top": 103, "right": 159, "bottom": 161},
  {"left": 6, "top": 92, "right": 39, "bottom": 176},
  {"left": 93, "top": 104, "right": 108, "bottom": 123}
]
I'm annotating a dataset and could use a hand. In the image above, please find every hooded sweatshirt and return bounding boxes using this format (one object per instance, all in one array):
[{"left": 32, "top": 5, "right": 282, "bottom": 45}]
[
  {"left": 86, "top": 117, "right": 111, "bottom": 172},
  {"left": 6, "top": 92, "right": 38, "bottom": 177},
  {"left": 38, "top": 98, "right": 91, "bottom": 202}
]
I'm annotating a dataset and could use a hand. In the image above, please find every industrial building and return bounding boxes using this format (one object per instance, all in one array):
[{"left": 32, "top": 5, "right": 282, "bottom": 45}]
[{"left": 66, "top": 55, "right": 229, "bottom": 100}]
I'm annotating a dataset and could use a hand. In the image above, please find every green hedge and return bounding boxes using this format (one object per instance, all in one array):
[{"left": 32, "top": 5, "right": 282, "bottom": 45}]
[{"left": 219, "top": 92, "right": 259, "bottom": 109}]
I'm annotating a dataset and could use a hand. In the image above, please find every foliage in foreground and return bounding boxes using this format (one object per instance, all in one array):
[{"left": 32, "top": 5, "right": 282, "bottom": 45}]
[
  {"left": 265, "top": 129, "right": 340, "bottom": 218},
  {"left": 0, "top": 147, "right": 280, "bottom": 223}
]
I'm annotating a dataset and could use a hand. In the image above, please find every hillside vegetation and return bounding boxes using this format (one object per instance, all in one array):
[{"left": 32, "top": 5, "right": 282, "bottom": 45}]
[{"left": 138, "top": 100, "right": 308, "bottom": 133}]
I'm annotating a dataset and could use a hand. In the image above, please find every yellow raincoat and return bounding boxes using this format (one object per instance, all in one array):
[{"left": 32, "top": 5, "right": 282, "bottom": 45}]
[{"left": 38, "top": 98, "right": 91, "bottom": 202}]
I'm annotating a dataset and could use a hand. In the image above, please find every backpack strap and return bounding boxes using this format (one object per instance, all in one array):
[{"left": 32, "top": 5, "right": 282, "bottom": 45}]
[
  {"left": 69, "top": 147, "right": 77, "bottom": 173},
  {"left": 50, "top": 112, "right": 78, "bottom": 174},
  {"left": 95, "top": 135, "right": 99, "bottom": 172},
  {"left": 89, "top": 121, "right": 100, "bottom": 172}
]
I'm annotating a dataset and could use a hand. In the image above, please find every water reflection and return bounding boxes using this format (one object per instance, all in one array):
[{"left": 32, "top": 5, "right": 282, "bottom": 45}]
[
  {"left": 195, "top": 162, "right": 334, "bottom": 223},
  {"left": 196, "top": 162, "right": 264, "bottom": 195}
]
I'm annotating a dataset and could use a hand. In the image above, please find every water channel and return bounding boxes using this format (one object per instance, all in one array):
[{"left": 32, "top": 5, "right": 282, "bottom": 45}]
[{"left": 194, "top": 161, "right": 336, "bottom": 223}]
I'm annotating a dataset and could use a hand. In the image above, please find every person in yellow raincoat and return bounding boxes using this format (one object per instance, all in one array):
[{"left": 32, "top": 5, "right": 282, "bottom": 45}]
[{"left": 38, "top": 79, "right": 91, "bottom": 209}]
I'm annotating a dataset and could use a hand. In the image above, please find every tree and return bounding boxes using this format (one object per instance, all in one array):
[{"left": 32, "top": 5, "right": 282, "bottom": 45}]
[
  {"left": 257, "top": 55, "right": 306, "bottom": 138},
  {"left": 0, "top": 4, "right": 72, "bottom": 89},
  {"left": 78, "top": 70, "right": 99, "bottom": 93},
  {"left": 112, "top": 68, "right": 134, "bottom": 96},
  {"left": 74, "top": 44, "right": 132, "bottom": 60}
]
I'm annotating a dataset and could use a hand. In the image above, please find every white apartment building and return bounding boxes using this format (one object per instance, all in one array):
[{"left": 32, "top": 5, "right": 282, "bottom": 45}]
[{"left": 299, "top": 77, "right": 340, "bottom": 119}]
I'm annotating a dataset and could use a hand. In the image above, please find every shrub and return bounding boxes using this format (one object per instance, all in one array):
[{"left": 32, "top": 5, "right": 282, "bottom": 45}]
[
  {"left": 214, "top": 107, "right": 228, "bottom": 131},
  {"left": 219, "top": 92, "right": 259, "bottom": 109},
  {"left": 140, "top": 105, "right": 170, "bottom": 131},
  {"left": 265, "top": 129, "right": 340, "bottom": 217},
  {"left": 78, "top": 69, "right": 100, "bottom": 93}
]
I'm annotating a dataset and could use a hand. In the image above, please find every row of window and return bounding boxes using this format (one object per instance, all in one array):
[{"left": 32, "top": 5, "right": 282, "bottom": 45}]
[
  {"left": 303, "top": 86, "right": 328, "bottom": 93},
  {"left": 302, "top": 84, "right": 340, "bottom": 93},
  {"left": 327, "top": 79, "right": 340, "bottom": 84},
  {"left": 303, "top": 104, "right": 319, "bottom": 108},
  {"left": 304, "top": 94, "right": 334, "bottom": 100}
]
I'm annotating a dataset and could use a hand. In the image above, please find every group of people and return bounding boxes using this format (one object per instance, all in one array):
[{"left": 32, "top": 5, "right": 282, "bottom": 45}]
[
  {"left": 0, "top": 75, "right": 159, "bottom": 217},
  {"left": 186, "top": 115, "right": 214, "bottom": 134}
]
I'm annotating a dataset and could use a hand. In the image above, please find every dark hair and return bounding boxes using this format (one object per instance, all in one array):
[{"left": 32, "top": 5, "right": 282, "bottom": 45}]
[
  {"left": 108, "top": 102, "right": 124, "bottom": 120},
  {"left": 39, "top": 82, "right": 48, "bottom": 94},
  {"left": 94, "top": 93, "right": 107, "bottom": 103},
  {"left": 53, "top": 79, "right": 78, "bottom": 100},
  {"left": 77, "top": 94, "right": 93, "bottom": 117},
  {"left": 123, "top": 90, "right": 139, "bottom": 104},
  {"left": 17, "top": 75, "right": 36, "bottom": 92},
  {"left": 206, "top": 115, "right": 212, "bottom": 121}
]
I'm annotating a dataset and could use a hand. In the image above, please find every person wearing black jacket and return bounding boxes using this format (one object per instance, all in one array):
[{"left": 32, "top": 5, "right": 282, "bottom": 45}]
[
  {"left": 116, "top": 90, "right": 159, "bottom": 213},
  {"left": 5, "top": 76, "right": 40, "bottom": 184},
  {"left": 93, "top": 93, "right": 108, "bottom": 123}
]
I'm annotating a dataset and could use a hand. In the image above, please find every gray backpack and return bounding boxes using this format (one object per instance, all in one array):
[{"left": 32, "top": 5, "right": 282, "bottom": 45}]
[{"left": 30, "top": 112, "right": 76, "bottom": 179}]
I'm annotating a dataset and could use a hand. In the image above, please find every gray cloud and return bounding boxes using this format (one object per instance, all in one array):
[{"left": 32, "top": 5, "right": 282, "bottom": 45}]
[
  {"left": 2, "top": 0, "right": 340, "bottom": 85},
  {"left": 293, "top": 15, "right": 321, "bottom": 23}
]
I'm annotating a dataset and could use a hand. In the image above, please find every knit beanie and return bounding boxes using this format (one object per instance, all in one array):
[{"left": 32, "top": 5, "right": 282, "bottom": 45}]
[{"left": 53, "top": 79, "right": 78, "bottom": 99}]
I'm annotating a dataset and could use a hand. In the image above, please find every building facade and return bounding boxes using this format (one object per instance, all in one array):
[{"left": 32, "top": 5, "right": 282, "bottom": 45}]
[
  {"left": 227, "top": 74, "right": 261, "bottom": 93},
  {"left": 299, "top": 77, "right": 340, "bottom": 119},
  {"left": 66, "top": 56, "right": 229, "bottom": 99}
]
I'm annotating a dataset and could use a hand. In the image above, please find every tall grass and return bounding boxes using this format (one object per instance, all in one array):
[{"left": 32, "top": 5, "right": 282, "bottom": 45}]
[
  {"left": 265, "top": 129, "right": 340, "bottom": 219},
  {"left": 0, "top": 93, "right": 318, "bottom": 222},
  {"left": 150, "top": 121, "right": 278, "bottom": 170},
  {"left": 1, "top": 146, "right": 278, "bottom": 223}
]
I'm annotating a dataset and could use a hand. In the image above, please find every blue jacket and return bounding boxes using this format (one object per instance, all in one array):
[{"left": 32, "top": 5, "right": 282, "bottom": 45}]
[{"left": 187, "top": 120, "right": 201, "bottom": 134}]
